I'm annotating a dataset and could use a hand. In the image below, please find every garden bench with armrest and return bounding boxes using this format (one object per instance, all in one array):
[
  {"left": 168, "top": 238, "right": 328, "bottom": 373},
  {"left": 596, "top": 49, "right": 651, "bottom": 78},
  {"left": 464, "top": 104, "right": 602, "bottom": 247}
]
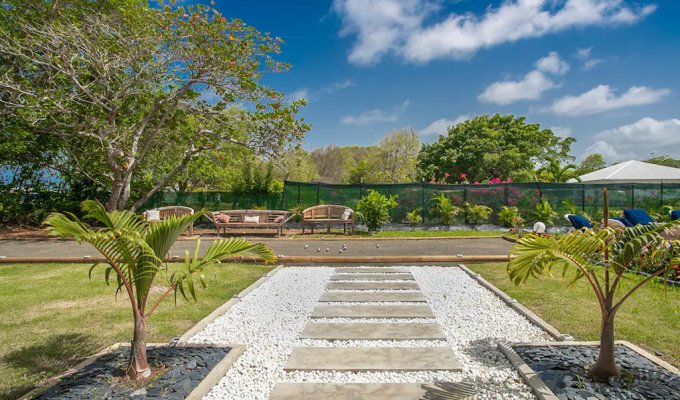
[
  {"left": 143, "top": 206, "right": 195, "bottom": 235},
  {"left": 301, "top": 205, "right": 354, "bottom": 234},
  {"left": 209, "top": 210, "right": 292, "bottom": 236}
]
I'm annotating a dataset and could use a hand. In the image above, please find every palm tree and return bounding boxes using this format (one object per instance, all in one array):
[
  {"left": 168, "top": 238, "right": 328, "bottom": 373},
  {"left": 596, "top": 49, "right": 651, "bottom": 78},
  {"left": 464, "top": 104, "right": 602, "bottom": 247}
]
[
  {"left": 508, "top": 190, "right": 680, "bottom": 381},
  {"left": 537, "top": 158, "right": 581, "bottom": 182},
  {"left": 44, "top": 200, "right": 276, "bottom": 381}
]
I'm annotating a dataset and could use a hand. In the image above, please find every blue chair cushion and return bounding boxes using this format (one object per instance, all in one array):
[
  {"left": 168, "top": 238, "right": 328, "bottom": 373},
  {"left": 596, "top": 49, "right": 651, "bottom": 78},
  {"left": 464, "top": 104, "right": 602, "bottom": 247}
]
[
  {"left": 671, "top": 210, "right": 680, "bottom": 221},
  {"left": 612, "top": 217, "right": 634, "bottom": 227},
  {"left": 568, "top": 214, "right": 592, "bottom": 230},
  {"left": 623, "top": 209, "right": 654, "bottom": 226}
]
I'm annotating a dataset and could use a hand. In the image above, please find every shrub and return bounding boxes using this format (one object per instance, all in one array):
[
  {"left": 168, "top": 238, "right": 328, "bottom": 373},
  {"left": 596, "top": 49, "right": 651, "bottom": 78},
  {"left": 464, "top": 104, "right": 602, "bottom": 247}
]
[
  {"left": 404, "top": 208, "right": 423, "bottom": 225},
  {"left": 463, "top": 202, "right": 493, "bottom": 224},
  {"left": 429, "top": 193, "right": 462, "bottom": 225},
  {"left": 497, "top": 206, "right": 525, "bottom": 228},
  {"left": 356, "top": 190, "right": 398, "bottom": 231},
  {"left": 532, "top": 200, "right": 557, "bottom": 224}
]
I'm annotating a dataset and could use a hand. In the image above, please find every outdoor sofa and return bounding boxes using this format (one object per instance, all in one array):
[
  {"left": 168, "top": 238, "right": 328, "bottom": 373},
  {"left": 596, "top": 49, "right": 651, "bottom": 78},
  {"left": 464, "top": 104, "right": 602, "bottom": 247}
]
[
  {"left": 143, "top": 206, "right": 195, "bottom": 235},
  {"left": 301, "top": 205, "right": 354, "bottom": 234},
  {"left": 209, "top": 210, "right": 292, "bottom": 236}
]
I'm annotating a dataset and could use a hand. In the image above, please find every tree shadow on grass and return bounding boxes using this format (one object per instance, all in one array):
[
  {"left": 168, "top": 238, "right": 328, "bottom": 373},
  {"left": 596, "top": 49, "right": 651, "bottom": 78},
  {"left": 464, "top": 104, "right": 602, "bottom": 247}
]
[{"left": 2, "top": 333, "right": 98, "bottom": 400}]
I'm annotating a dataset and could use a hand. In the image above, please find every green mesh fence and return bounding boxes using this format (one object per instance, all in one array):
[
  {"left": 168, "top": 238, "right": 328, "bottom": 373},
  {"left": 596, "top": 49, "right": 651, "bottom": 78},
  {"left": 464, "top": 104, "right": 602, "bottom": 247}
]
[{"left": 143, "top": 181, "right": 680, "bottom": 226}]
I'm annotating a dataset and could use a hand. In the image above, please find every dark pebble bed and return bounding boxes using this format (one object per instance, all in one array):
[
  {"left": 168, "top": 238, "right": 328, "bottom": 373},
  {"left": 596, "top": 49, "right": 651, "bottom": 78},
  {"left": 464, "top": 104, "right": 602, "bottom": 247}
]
[
  {"left": 36, "top": 345, "right": 231, "bottom": 400},
  {"left": 514, "top": 344, "right": 680, "bottom": 400}
]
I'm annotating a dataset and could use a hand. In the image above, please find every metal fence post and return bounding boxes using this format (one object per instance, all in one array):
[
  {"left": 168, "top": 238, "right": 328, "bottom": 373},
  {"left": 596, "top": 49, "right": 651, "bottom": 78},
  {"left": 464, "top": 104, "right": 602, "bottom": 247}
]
[
  {"left": 297, "top": 183, "right": 301, "bottom": 206},
  {"left": 582, "top": 184, "right": 586, "bottom": 213},
  {"left": 316, "top": 182, "right": 321, "bottom": 205},
  {"left": 631, "top": 183, "right": 635, "bottom": 209},
  {"left": 421, "top": 181, "right": 426, "bottom": 224},
  {"left": 660, "top": 181, "right": 664, "bottom": 207}
]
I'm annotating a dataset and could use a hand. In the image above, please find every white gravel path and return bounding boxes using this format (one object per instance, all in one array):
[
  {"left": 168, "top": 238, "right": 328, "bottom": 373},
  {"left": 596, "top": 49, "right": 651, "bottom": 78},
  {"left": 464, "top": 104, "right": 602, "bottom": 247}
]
[
  {"left": 188, "top": 267, "right": 334, "bottom": 400},
  {"left": 188, "top": 265, "right": 552, "bottom": 400}
]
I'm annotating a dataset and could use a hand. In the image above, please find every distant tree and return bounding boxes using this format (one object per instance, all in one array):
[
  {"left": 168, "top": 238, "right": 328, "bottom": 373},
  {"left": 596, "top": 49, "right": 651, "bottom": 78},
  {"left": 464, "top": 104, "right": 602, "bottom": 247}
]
[
  {"left": 346, "top": 160, "right": 371, "bottom": 184},
  {"left": 646, "top": 155, "right": 680, "bottom": 169},
  {"left": 0, "top": 0, "right": 308, "bottom": 211},
  {"left": 277, "top": 148, "right": 319, "bottom": 182},
  {"left": 375, "top": 128, "right": 421, "bottom": 183},
  {"left": 537, "top": 158, "right": 581, "bottom": 182},
  {"left": 418, "top": 114, "right": 574, "bottom": 183},
  {"left": 311, "top": 145, "right": 356, "bottom": 183},
  {"left": 576, "top": 153, "right": 607, "bottom": 175}
]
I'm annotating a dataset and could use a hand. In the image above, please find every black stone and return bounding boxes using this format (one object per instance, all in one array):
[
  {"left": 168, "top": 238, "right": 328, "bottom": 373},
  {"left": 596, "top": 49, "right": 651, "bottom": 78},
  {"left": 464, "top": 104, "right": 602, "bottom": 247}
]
[{"left": 36, "top": 346, "right": 231, "bottom": 399}]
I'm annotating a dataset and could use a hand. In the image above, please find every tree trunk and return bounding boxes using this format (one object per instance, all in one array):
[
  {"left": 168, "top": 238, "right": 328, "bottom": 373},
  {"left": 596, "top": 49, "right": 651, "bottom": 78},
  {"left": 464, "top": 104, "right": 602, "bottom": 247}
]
[
  {"left": 107, "top": 178, "right": 125, "bottom": 212},
  {"left": 590, "top": 314, "right": 620, "bottom": 381},
  {"left": 126, "top": 314, "right": 151, "bottom": 381}
]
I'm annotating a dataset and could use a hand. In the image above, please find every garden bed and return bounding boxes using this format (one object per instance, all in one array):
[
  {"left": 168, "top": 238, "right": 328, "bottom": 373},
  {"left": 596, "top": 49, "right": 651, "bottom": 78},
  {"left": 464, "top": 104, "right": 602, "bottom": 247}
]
[
  {"left": 27, "top": 344, "right": 241, "bottom": 400},
  {"left": 504, "top": 342, "right": 680, "bottom": 400}
]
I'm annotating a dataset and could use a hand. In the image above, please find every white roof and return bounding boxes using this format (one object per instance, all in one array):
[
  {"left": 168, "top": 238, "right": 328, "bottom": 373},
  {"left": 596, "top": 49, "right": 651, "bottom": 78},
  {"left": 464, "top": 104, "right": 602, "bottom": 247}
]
[{"left": 580, "top": 160, "right": 680, "bottom": 183}]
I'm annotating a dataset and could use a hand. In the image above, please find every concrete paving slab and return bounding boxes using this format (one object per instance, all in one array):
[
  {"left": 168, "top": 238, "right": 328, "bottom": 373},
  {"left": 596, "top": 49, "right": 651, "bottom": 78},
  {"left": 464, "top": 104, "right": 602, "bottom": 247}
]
[
  {"left": 330, "top": 273, "right": 415, "bottom": 281},
  {"left": 269, "top": 382, "right": 477, "bottom": 400},
  {"left": 283, "top": 347, "right": 463, "bottom": 371},
  {"left": 319, "top": 292, "right": 426, "bottom": 302},
  {"left": 300, "top": 322, "right": 446, "bottom": 340},
  {"left": 335, "top": 267, "right": 408, "bottom": 273},
  {"left": 326, "top": 281, "right": 419, "bottom": 290},
  {"left": 311, "top": 304, "right": 433, "bottom": 318}
]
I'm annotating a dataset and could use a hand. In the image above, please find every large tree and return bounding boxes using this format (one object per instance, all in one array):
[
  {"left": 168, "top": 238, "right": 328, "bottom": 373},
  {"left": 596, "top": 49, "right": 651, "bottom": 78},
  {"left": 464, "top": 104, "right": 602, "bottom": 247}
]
[
  {"left": 374, "top": 128, "right": 421, "bottom": 183},
  {"left": 0, "top": 0, "right": 308, "bottom": 211},
  {"left": 576, "top": 153, "right": 607, "bottom": 176},
  {"left": 418, "top": 114, "right": 574, "bottom": 183}
]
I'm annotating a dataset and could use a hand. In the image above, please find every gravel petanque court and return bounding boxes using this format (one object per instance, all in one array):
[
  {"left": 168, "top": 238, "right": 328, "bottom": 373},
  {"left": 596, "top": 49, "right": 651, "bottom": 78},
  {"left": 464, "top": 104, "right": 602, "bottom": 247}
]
[{"left": 188, "top": 266, "right": 553, "bottom": 399}]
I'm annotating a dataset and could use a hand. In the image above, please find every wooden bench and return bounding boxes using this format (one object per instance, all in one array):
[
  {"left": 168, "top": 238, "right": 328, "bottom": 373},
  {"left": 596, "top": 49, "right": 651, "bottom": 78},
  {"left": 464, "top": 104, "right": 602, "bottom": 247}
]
[
  {"left": 301, "top": 205, "right": 354, "bottom": 234},
  {"left": 209, "top": 210, "right": 292, "bottom": 236},
  {"left": 142, "top": 206, "right": 195, "bottom": 236}
]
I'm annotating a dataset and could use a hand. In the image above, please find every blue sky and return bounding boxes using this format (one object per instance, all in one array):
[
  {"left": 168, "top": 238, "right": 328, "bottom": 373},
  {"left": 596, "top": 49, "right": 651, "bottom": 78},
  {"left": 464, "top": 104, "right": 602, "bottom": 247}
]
[{"left": 207, "top": 0, "right": 680, "bottom": 162}]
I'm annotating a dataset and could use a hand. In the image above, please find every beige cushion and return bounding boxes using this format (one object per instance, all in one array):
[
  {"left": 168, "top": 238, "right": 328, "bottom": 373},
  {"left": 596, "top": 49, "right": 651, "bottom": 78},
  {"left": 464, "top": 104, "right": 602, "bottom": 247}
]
[
  {"left": 341, "top": 208, "right": 352, "bottom": 220},
  {"left": 216, "top": 213, "right": 230, "bottom": 223},
  {"left": 607, "top": 218, "right": 626, "bottom": 229},
  {"left": 243, "top": 215, "right": 260, "bottom": 223},
  {"left": 146, "top": 210, "right": 160, "bottom": 222},
  {"left": 273, "top": 215, "right": 284, "bottom": 223}
]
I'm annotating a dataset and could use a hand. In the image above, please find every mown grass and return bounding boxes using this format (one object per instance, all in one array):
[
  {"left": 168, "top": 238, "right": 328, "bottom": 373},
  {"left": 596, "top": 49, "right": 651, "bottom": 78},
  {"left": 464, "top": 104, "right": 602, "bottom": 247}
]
[
  {"left": 467, "top": 263, "right": 680, "bottom": 367},
  {"left": 290, "top": 229, "right": 506, "bottom": 238},
  {"left": 0, "top": 262, "right": 274, "bottom": 400}
]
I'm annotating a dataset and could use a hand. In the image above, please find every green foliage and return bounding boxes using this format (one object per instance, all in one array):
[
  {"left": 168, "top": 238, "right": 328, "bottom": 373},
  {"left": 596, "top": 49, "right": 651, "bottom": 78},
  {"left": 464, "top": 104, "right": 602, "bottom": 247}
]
[
  {"left": 418, "top": 114, "right": 574, "bottom": 183},
  {"left": 43, "top": 200, "right": 275, "bottom": 378},
  {"left": 646, "top": 155, "right": 680, "bottom": 169},
  {"left": 497, "top": 206, "right": 525, "bottom": 228},
  {"left": 532, "top": 200, "right": 557, "bottom": 224},
  {"left": 576, "top": 153, "right": 607, "bottom": 175},
  {"left": 374, "top": 128, "right": 421, "bottom": 183},
  {"left": 463, "top": 202, "right": 493, "bottom": 225},
  {"left": 356, "top": 190, "right": 398, "bottom": 231},
  {"left": 404, "top": 208, "right": 423, "bottom": 225},
  {"left": 429, "top": 193, "right": 462, "bottom": 225},
  {"left": 231, "top": 162, "right": 282, "bottom": 195},
  {"left": 537, "top": 158, "right": 581, "bottom": 183}
]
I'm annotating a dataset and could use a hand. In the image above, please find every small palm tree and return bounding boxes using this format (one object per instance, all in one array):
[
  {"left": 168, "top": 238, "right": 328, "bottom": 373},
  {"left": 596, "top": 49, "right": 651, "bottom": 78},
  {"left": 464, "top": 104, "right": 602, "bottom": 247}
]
[
  {"left": 509, "top": 190, "right": 680, "bottom": 381},
  {"left": 537, "top": 158, "right": 581, "bottom": 183},
  {"left": 44, "top": 200, "right": 276, "bottom": 381}
]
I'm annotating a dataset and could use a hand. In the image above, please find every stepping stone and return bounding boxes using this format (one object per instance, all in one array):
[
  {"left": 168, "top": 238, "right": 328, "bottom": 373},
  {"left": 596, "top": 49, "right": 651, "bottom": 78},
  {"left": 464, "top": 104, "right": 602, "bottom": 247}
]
[
  {"left": 330, "top": 273, "right": 415, "bottom": 281},
  {"left": 300, "top": 322, "right": 446, "bottom": 340},
  {"left": 335, "top": 267, "right": 408, "bottom": 273},
  {"left": 326, "top": 281, "right": 419, "bottom": 290},
  {"left": 311, "top": 304, "right": 433, "bottom": 318},
  {"left": 283, "top": 347, "right": 463, "bottom": 371},
  {"left": 320, "top": 292, "right": 426, "bottom": 302},
  {"left": 270, "top": 382, "right": 477, "bottom": 400}
]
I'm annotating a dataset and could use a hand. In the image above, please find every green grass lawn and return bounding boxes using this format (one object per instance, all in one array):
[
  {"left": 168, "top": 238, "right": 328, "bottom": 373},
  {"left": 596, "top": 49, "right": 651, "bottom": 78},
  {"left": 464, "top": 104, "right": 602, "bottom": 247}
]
[
  {"left": 289, "top": 229, "right": 506, "bottom": 238},
  {"left": 467, "top": 263, "right": 680, "bottom": 367},
  {"left": 0, "top": 262, "right": 274, "bottom": 400}
]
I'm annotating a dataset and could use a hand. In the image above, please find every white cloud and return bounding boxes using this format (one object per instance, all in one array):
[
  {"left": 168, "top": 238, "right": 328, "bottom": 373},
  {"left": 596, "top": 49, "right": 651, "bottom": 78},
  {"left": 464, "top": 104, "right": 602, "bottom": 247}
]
[
  {"left": 289, "top": 79, "right": 355, "bottom": 102},
  {"left": 550, "top": 85, "right": 671, "bottom": 116},
  {"left": 341, "top": 100, "right": 410, "bottom": 125},
  {"left": 420, "top": 115, "right": 469, "bottom": 136},
  {"left": 585, "top": 118, "right": 680, "bottom": 162},
  {"left": 576, "top": 47, "right": 592, "bottom": 59},
  {"left": 583, "top": 58, "right": 604, "bottom": 70},
  {"left": 479, "top": 71, "right": 556, "bottom": 105},
  {"left": 535, "top": 51, "right": 569, "bottom": 75},
  {"left": 575, "top": 46, "right": 604, "bottom": 70},
  {"left": 333, "top": 0, "right": 655, "bottom": 65},
  {"left": 550, "top": 126, "right": 572, "bottom": 138}
]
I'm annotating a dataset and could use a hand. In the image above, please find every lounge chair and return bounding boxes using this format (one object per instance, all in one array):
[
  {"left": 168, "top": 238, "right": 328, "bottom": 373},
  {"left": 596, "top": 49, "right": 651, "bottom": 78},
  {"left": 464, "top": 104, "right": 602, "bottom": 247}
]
[
  {"left": 623, "top": 209, "right": 655, "bottom": 226},
  {"left": 143, "top": 206, "right": 195, "bottom": 235},
  {"left": 564, "top": 214, "right": 592, "bottom": 230}
]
